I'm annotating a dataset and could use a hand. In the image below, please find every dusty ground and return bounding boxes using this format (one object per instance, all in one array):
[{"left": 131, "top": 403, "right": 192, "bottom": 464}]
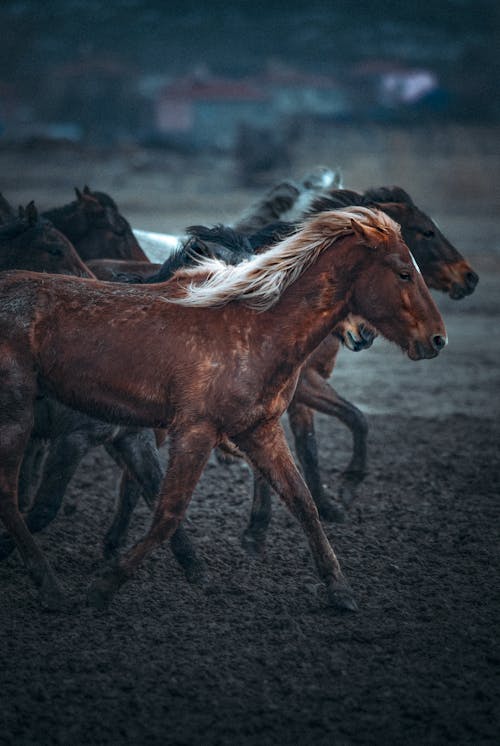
[{"left": 0, "top": 125, "right": 499, "bottom": 745}]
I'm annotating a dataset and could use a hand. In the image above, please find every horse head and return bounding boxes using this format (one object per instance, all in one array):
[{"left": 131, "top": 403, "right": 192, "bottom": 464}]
[
  {"left": 344, "top": 210, "right": 447, "bottom": 361},
  {"left": 365, "top": 186, "right": 479, "bottom": 299},
  {"left": 0, "top": 202, "right": 94, "bottom": 278},
  {"left": 70, "top": 186, "right": 145, "bottom": 262}
]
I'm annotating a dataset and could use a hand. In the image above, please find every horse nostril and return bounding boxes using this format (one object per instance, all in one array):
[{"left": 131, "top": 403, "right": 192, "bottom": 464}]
[
  {"left": 466, "top": 271, "right": 479, "bottom": 289},
  {"left": 432, "top": 334, "right": 447, "bottom": 351}
]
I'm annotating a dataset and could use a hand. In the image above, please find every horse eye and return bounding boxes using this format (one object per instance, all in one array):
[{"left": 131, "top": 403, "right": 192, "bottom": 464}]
[
  {"left": 399, "top": 270, "right": 411, "bottom": 281},
  {"left": 46, "top": 246, "right": 64, "bottom": 257},
  {"left": 422, "top": 230, "right": 435, "bottom": 238}
]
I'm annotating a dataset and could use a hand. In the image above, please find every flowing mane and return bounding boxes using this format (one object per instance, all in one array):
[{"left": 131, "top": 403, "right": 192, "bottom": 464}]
[{"left": 167, "top": 207, "right": 400, "bottom": 311}]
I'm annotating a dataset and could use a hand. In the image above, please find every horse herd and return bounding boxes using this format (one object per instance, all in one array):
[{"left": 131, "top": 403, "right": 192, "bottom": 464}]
[{"left": 0, "top": 168, "right": 478, "bottom": 612}]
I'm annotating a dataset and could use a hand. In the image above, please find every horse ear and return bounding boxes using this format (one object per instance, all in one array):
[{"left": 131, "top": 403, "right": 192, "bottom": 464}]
[
  {"left": 75, "top": 187, "right": 83, "bottom": 201},
  {"left": 350, "top": 218, "right": 370, "bottom": 241},
  {"left": 83, "top": 185, "right": 91, "bottom": 195},
  {"left": 26, "top": 201, "right": 38, "bottom": 224}
]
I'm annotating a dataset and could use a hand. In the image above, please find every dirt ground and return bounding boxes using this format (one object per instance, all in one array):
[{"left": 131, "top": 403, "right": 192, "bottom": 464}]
[{"left": 0, "top": 125, "right": 499, "bottom": 745}]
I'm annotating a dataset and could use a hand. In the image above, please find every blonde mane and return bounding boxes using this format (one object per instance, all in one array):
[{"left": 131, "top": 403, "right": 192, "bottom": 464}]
[{"left": 166, "top": 207, "right": 400, "bottom": 311}]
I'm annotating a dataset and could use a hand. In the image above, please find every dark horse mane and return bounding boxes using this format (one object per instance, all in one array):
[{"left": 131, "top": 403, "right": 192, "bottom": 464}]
[
  {"left": 308, "top": 186, "right": 415, "bottom": 217},
  {"left": 43, "top": 186, "right": 117, "bottom": 224},
  {"left": 362, "top": 186, "right": 415, "bottom": 206},
  {"left": 116, "top": 186, "right": 419, "bottom": 287},
  {"left": 117, "top": 225, "right": 255, "bottom": 285}
]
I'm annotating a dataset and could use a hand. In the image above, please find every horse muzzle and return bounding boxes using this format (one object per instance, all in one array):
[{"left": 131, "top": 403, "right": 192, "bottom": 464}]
[
  {"left": 408, "top": 333, "right": 448, "bottom": 360},
  {"left": 449, "top": 269, "right": 479, "bottom": 299}
]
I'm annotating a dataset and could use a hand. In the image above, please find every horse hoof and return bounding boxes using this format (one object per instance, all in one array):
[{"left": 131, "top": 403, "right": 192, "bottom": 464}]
[
  {"left": 87, "top": 565, "right": 128, "bottom": 610},
  {"left": 102, "top": 540, "right": 120, "bottom": 562},
  {"left": 240, "top": 530, "right": 266, "bottom": 557},
  {"left": 326, "top": 580, "right": 358, "bottom": 612},
  {"left": 340, "top": 471, "right": 367, "bottom": 507},
  {"left": 317, "top": 500, "right": 346, "bottom": 523}
]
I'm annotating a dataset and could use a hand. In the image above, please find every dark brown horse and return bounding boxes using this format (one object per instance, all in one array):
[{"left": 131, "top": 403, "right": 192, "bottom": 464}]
[
  {"left": 0, "top": 207, "right": 446, "bottom": 611},
  {"left": 233, "top": 183, "right": 478, "bottom": 545},
  {"left": 0, "top": 201, "right": 91, "bottom": 278},
  {"left": 43, "top": 186, "right": 148, "bottom": 262}
]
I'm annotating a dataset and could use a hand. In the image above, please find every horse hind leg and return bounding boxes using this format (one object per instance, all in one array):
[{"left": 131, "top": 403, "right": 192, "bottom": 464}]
[
  {"left": 0, "top": 431, "right": 96, "bottom": 564},
  {"left": 104, "top": 429, "right": 207, "bottom": 585},
  {"left": 0, "top": 381, "right": 64, "bottom": 609},
  {"left": 293, "top": 372, "right": 368, "bottom": 508},
  {"left": 287, "top": 399, "right": 346, "bottom": 521}
]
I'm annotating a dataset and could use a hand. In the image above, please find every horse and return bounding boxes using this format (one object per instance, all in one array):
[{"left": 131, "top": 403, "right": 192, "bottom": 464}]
[
  {"left": 225, "top": 182, "right": 478, "bottom": 543},
  {"left": 0, "top": 201, "right": 90, "bottom": 278},
  {"left": 130, "top": 166, "right": 342, "bottom": 265},
  {"left": 0, "top": 206, "right": 446, "bottom": 611},
  {"left": 43, "top": 185, "right": 148, "bottom": 262},
  {"left": 0, "top": 206, "right": 202, "bottom": 581},
  {"left": 0, "top": 226, "right": 259, "bottom": 563}
]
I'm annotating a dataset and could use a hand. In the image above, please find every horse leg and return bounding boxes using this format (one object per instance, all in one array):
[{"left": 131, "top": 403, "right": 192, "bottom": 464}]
[
  {"left": 235, "top": 422, "right": 357, "bottom": 611},
  {"left": 0, "top": 407, "right": 63, "bottom": 608},
  {"left": 0, "top": 433, "right": 93, "bottom": 561},
  {"left": 294, "top": 370, "right": 368, "bottom": 507},
  {"left": 17, "top": 439, "right": 47, "bottom": 512},
  {"left": 87, "top": 425, "right": 216, "bottom": 609},
  {"left": 102, "top": 430, "right": 161, "bottom": 558},
  {"left": 104, "top": 431, "right": 206, "bottom": 584},
  {"left": 240, "top": 472, "right": 272, "bottom": 556},
  {"left": 287, "top": 398, "right": 345, "bottom": 522}
]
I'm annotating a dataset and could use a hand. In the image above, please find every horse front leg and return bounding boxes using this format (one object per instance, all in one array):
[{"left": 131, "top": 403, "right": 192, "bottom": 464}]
[
  {"left": 235, "top": 422, "right": 358, "bottom": 612},
  {"left": 87, "top": 424, "right": 216, "bottom": 610},
  {"left": 294, "top": 370, "right": 368, "bottom": 507},
  {"left": 287, "top": 399, "right": 346, "bottom": 522}
]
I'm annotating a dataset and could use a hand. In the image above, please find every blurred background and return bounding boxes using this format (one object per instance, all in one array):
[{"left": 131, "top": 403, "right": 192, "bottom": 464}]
[{"left": 0, "top": 0, "right": 498, "bottom": 230}]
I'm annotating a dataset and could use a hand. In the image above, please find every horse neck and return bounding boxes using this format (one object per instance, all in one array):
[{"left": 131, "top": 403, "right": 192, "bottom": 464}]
[
  {"left": 247, "top": 237, "right": 357, "bottom": 380},
  {"left": 43, "top": 204, "right": 84, "bottom": 240}
]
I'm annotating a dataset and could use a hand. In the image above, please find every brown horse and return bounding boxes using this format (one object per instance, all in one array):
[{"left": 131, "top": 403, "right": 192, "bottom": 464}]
[
  {"left": 43, "top": 186, "right": 148, "bottom": 262},
  {"left": 0, "top": 207, "right": 446, "bottom": 612},
  {"left": 234, "top": 184, "right": 478, "bottom": 543},
  {"left": 0, "top": 205, "right": 202, "bottom": 582}
]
